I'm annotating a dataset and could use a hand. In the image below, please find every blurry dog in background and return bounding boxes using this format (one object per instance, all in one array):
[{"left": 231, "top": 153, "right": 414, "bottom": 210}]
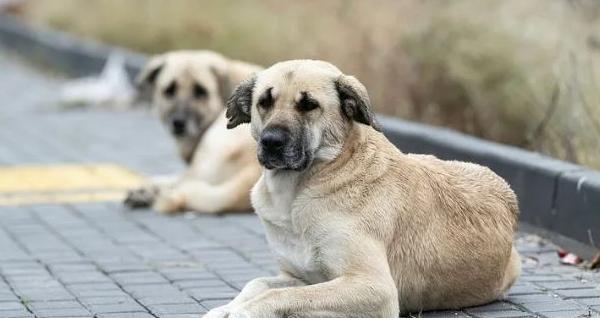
[{"left": 124, "top": 51, "right": 262, "bottom": 214}]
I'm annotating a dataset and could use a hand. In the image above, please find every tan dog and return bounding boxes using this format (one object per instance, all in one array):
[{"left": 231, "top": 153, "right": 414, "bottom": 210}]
[
  {"left": 124, "top": 51, "right": 262, "bottom": 214},
  {"left": 204, "top": 60, "right": 521, "bottom": 317}
]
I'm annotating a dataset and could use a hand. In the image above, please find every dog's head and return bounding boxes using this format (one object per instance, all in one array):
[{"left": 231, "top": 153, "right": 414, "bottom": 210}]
[
  {"left": 226, "top": 60, "right": 380, "bottom": 171},
  {"left": 137, "top": 51, "right": 233, "bottom": 144}
]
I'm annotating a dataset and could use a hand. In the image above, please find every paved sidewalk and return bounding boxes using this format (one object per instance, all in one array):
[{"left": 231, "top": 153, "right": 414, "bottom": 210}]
[{"left": 0, "top": 50, "right": 599, "bottom": 318}]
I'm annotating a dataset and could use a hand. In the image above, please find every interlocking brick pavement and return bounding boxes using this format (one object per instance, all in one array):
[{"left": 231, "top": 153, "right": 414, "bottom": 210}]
[{"left": 0, "top": 50, "right": 599, "bottom": 318}]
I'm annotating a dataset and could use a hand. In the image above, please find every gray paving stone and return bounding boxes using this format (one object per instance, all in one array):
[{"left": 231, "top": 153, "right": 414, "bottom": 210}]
[
  {"left": 198, "top": 299, "right": 231, "bottom": 310},
  {"left": 0, "top": 294, "right": 19, "bottom": 302},
  {"left": 536, "top": 281, "right": 595, "bottom": 291},
  {"left": 578, "top": 298, "right": 600, "bottom": 306},
  {"left": 122, "top": 284, "right": 184, "bottom": 298},
  {"left": 160, "top": 315, "right": 206, "bottom": 318},
  {"left": 555, "top": 289, "right": 600, "bottom": 299},
  {"left": 137, "top": 296, "right": 196, "bottom": 306},
  {"left": 520, "top": 274, "right": 567, "bottom": 283},
  {"left": 541, "top": 310, "right": 600, "bottom": 318},
  {"left": 95, "top": 314, "right": 154, "bottom": 318},
  {"left": 66, "top": 283, "right": 121, "bottom": 292},
  {"left": 29, "top": 308, "right": 90, "bottom": 317},
  {"left": 111, "top": 272, "right": 168, "bottom": 285},
  {"left": 161, "top": 270, "right": 216, "bottom": 282},
  {"left": 173, "top": 279, "right": 230, "bottom": 290},
  {"left": 507, "top": 283, "right": 545, "bottom": 296},
  {"left": 520, "top": 300, "right": 585, "bottom": 312},
  {"left": 187, "top": 286, "right": 239, "bottom": 301},
  {"left": 412, "top": 312, "right": 470, "bottom": 318},
  {"left": 58, "top": 272, "right": 112, "bottom": 285},
  {"left": 69, "top": 289, "right": 128, "bottom": 298},
  {"left": 26, "top": 301, "right": 84, "bottom": 310},
  {"left": 147, "top": 303, "right": 205, "bottom": 315},
  {"left": 0, "top": 303, "right": 24, "bottom": 311},
  {"left": 506, "top": 293, "right": 561, "bottom": 305},
  {"left": 217, "top": 271, "right": 267, "bottom": 282},
  {"left": 0, "top": 268, "right": 47, "bottom": 277},
  {"left": 0, "top": 309, "right": 34, "bottom": 318},
  {"left": 48, "top": 264, "right": 97, "bottom": 273},
  {"left": 470, "top": 310, "right": 534, "bottom": 318},
  {"left": 15, "top": 291, "right": 75, "bottom": 302},
  {"left": 465, "top": 302, "right": 517, "bottom": 313},
  {"left": 77, "top": 297, "right": 135, "bottom": 306},
  {"left": 84, "top": 302, "right": 145, "bottom": 314},
  {"left": 95, "top": 262, "right": 148, "bottom": 273}
]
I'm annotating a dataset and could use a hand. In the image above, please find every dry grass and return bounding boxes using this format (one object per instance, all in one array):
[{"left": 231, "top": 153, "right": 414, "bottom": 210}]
[{"left": 22, "top": 0, "right": 600, "bottom": 168}]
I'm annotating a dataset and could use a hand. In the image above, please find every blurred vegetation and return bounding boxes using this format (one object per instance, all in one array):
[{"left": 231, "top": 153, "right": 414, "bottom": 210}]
[{"left": 22, "top": 0, "right": 600, "bottom": 168}]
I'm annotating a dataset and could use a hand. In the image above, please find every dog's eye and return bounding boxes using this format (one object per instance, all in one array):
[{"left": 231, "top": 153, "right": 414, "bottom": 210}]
[
  {"left": 193, "top": 83, "right": 207, "bottom": 99},
  {"left": 297, "top": 92, "right": 319, "bottom": 112},
  {"left": 258, "top": 87, "right": 274, "bottom": 109},
  {"left": 163, "top": 81, "right": 177, "bottom": 98}
]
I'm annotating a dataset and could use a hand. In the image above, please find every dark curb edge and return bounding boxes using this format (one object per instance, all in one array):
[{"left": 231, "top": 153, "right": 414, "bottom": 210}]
[
  {"left": 1, "top": 13, "right": 598, "bottom": 259},
  {"left": 0, "top": 13, "right": 145, "bottom": 79}
]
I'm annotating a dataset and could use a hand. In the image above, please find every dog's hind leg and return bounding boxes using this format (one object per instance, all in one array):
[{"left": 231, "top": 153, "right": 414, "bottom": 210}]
[
  {"left": 153, "top": 166, "right": 259, "bottom": 214},
  {"left": 500, "top": 246, "right": 521, "bottom": 294}
]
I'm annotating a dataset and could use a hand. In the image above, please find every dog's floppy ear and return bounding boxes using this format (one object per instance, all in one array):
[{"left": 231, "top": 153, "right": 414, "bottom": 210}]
[
  {"left": 225, "top": 75, "right": 256, "bottom": 129},
  {"left": 335, "top": 75, "right": 381, "bottom": 131},
  {"left": 210, "top": 65, "right": 232, "bottom": 105},
  {"left": 135, "top": 55, "right": 166, "bottom": 90}
]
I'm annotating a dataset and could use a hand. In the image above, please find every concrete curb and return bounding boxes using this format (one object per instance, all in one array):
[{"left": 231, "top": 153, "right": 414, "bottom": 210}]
[
  {"left": 0, "top": 13, "right": 145, "bottom": 79},
  {"left": 1, "top": 13, "right": 598, "bottom": 259}
]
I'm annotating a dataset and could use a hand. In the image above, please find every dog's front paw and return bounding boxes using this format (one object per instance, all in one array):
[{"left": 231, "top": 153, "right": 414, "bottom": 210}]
[
  {"left": 227, "top": 309, "right": 252, "bottom": 318},
  {"left": 153, "top": 191, "right": 185, "bottom": 214},
  {"left": 228, "top": 306, "right": 279, "bottom": 318},
  {"left": 202, "top": 306, "right": 231, "bottom": 318},
  {"left": 123, "top": 186, "right": 159, "bottom": 209}
]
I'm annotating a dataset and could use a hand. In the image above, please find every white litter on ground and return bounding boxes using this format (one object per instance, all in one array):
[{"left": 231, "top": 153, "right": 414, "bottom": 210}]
[{"left": 59, "top": 52, "right": 136, "bottom": 109}]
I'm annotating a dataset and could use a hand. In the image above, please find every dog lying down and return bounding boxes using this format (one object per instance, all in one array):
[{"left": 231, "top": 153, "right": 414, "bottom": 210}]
[
  {"left": 203, "top": 60, "right": 521, "bottom": 317},
  {"left": 124, "top": 51, "right": 262, "bottom": 214}
]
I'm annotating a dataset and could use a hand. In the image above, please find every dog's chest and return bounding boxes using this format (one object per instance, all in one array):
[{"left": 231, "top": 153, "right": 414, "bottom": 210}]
[
  {"left": 252, "top": 172, "right": 329, "bottom": 283},
  {"left": 266, "top": 223, "right": 327, "bottom": 283}
]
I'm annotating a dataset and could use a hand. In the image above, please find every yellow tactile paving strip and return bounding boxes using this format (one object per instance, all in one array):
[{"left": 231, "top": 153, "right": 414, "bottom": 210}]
[{"left": 0, "top": 164, "right": 144, "bottom": 206}]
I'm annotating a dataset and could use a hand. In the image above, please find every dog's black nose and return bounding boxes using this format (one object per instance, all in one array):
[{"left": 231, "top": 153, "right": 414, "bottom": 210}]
[
  {"left": 172, "top": 119, "right": 186, "bottom": 136},
  {"left": 260, "top": 127, "right": 289, "bottom": 151}
]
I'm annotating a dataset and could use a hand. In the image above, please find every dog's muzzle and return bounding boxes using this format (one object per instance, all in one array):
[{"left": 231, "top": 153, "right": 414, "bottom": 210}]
[
  {"left": 168, "top": 108, "right": 202, "bottom": 139},
  {"left": 258, "top": 126, "right": 311, "bottom": 171},
  {"left": 171, "top": 117, "right": 186, "bottom": 137}
]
